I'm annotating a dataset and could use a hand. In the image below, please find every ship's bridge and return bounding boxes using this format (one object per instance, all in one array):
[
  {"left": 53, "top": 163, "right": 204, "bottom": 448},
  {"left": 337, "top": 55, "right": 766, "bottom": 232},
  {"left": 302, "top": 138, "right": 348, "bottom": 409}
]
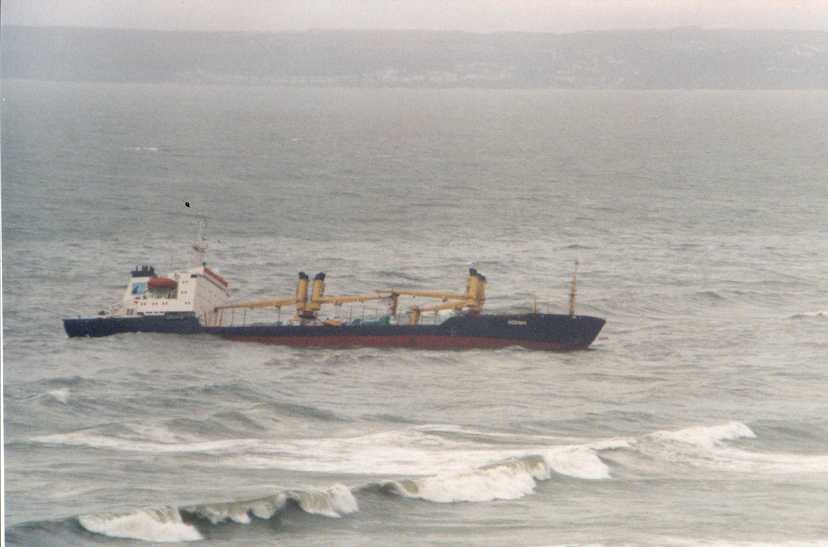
[{"left": 119, "top": 264, "right": 229, "bottom": 323}]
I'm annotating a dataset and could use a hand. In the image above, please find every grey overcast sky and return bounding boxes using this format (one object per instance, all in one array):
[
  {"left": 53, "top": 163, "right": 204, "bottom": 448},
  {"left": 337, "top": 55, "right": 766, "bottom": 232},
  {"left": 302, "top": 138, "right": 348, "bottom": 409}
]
[{"left": 4, "top": 0, "right": 828, "bottom": 33}]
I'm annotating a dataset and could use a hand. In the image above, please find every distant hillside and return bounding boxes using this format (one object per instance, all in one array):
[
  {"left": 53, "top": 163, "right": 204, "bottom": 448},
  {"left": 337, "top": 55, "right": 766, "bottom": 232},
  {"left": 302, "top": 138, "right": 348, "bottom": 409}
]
[{"left": 3, "top": 26, "right": 828, "bottom": 88}]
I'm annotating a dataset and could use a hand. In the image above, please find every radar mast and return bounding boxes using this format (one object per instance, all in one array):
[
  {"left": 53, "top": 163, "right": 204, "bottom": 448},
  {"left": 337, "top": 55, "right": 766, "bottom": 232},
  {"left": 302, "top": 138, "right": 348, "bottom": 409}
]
[{"left": 192, "top": 217, "right": 208, "bottom": 266}]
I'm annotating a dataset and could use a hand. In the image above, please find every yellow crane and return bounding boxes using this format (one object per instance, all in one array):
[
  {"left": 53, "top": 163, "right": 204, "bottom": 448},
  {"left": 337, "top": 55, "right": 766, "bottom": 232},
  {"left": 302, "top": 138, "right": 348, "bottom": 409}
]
[
  {"left": 216, "top": 271, "right": 387, "bottom": 320},
  {"left": 215, "top": 272, "right": 310, "bottom": 312},
  {"left": 215, "top": 268, "right": 487, "bottom": 325},
  {"left": 382, "top": 268, "right": 487, "bottom": 323}
]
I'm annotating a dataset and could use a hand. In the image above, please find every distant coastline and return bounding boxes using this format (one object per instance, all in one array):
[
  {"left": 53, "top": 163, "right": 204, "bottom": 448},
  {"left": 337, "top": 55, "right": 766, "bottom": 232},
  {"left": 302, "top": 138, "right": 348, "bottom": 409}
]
[{"left": 3, "top": 26, "right": 828, "bottom": 89}]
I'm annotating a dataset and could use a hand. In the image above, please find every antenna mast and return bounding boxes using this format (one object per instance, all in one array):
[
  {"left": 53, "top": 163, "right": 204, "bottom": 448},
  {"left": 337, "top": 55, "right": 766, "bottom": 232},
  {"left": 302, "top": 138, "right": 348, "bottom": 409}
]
[
  {"left": 192, "top": 217, "right": 208, "bottom": 266},
  {"left": 568, "top": 260, "right": 579, "bottom": 318}
]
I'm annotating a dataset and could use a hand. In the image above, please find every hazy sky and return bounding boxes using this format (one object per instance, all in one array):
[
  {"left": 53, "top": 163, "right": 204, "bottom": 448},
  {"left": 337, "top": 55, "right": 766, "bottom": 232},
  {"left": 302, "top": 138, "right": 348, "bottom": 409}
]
[{"left": 4, "top": 0, "right": 828, "bottom": 33}]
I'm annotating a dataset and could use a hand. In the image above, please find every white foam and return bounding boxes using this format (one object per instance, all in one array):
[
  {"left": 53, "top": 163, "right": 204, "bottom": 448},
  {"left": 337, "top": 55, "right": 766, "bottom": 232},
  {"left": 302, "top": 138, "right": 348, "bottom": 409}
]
[
  {"left": 641, "top": 422, "right": 828, "bottom": 474},
  {"left": 649, "top": 421, "right": 756, "bottom": 449},
  {"left": 33, "top": 430, "right": 260, "bottom": 454},
  {"left": 792, "top": 310, "right": 828, "bottom": 318},
  {"left": 185, "top": 493, "right": 288, "bottom": 524},
  {"left": 249, "top": 495, "right": 287, "bottom": 519},
  {"left": 222, "top": 426, "right": 620, "bottom": 481},
  {"left": 385, "top": 456, "right": 550, "bottom": 503},
  {"left": 413, "top": 423, "right": 581, "bottom": 443},
  {"left": 542, "top": 441, "right": 627, "bottom": 480},
  {"left": 291, "top": 484, "right": 359, "bottom": 518},
  {"left": 380, "top": 438, "right": 625, "bottom": 505},
  {"left": 183, "top": 485, "right": 358, "bottom": 524},
  {"left": 47, "top": 388, "right": 69, "bottom": 404},
  {"left": 707, "top": 447, "right": 828, "bottom": 474},
  {"left": 222, "top": 428, "right": 490, "bottom": 474},
  {"left": 32, "top": 422, "right": 621, "bottom": 484},
  {"left": 78, "top": 507, "right": 202, "bottom": 543}
]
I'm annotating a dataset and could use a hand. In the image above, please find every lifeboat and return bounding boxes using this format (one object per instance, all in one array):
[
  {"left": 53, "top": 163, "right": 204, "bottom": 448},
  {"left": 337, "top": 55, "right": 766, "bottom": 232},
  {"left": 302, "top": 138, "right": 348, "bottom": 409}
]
[{"left": 148, "top": 276, "right": 178, "bottom": 290}]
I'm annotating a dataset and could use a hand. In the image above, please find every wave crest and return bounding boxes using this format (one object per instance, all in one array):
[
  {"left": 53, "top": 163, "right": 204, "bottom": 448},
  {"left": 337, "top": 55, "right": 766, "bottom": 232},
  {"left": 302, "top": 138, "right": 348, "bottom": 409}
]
[
  {"left": 78, "top": 507, "right": 202, "bottom": 543},
  {"left": 542, "top": 440, "right": 628, "bottom": 480},
  {"left": 636, "top": 422, "right": 828, "bottom": 474},
  {"left": 46, "top": 388, "right": 70, "bottom": 404},
  {"left": 382, "top": 455, "right": 550, "bottom": 503},
  {"left": 648, "top": 421, "right": 756, "bottom": 449},
  {"left": 290, "top": 484, "right": 359, "bottom": 518},
  {"left": 183, "top": 483, "right": 357, "bottom": 525},
  {"left": 184, "top": 494, "right": 286, "bottom": 525},
  {"left": 77, "top": 484, "right": 359, "bottom": 542},
  {"left": 378, "top": 441, "right": 624, "bottom": 505}
]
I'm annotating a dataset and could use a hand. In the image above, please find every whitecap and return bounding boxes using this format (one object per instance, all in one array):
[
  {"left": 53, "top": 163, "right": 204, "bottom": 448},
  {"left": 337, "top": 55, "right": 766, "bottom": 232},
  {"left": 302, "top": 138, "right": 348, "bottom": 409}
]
[
  {"left": 378, "top": 440, "right": 624, "bottom": 505},
  {"left": 290, "top": 484, "right": 359, "bottom": 518},
  {"left": 542, "top": 441, "right": 626, "bottom": 480},
  {"left": 184, "top": 493, "right": 288, "bottom": 524},
  {"left": 78, "top": 507, "right": 202, "bottom": 543},
  {"left": 638, "top": 422, "right": 828, "bottom": 474},
  {"left": 47, "top": 388, "right": 69, "bottom": 404},
  {"left": 383, "top": 455, "right": 550, "bottom": 503},
  {"left": 220, "top": 426, "right": 622, "bottom": 481},
  {"left": 648, "top": 421, "right": 756, "bottom": 449},
  {"left": 183, "top": 484, "right": 358, "bottom": 524}
]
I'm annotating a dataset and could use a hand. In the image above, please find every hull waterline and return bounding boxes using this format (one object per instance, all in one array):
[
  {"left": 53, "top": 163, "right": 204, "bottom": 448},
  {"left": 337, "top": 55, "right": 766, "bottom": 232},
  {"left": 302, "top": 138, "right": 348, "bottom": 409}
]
[
  {"left": 63, "top": 315, "right": 202, "bottom": 338},
  {"left": 64, "top": 313, "right": 605, "bottom": 351}
]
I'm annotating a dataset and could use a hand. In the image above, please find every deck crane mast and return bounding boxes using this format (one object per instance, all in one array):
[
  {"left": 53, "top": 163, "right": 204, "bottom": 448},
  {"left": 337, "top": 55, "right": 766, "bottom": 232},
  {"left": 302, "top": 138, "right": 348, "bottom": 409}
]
[{"left": 215, "top": 268, "right": 487, "bottom": 326}]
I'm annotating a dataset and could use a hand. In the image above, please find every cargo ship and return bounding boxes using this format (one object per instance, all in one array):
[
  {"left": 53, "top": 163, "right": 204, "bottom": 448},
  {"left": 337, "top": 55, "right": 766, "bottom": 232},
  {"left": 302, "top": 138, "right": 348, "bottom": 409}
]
[{"left": 63, "top": 231, "right": 605, "bottom": 350}]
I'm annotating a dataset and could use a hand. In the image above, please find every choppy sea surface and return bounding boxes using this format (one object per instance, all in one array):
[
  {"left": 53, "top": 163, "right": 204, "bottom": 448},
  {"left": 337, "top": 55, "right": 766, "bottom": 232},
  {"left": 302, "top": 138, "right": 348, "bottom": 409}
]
[{"left": 3, "top": 80, "right": 828, "bottom": 545}]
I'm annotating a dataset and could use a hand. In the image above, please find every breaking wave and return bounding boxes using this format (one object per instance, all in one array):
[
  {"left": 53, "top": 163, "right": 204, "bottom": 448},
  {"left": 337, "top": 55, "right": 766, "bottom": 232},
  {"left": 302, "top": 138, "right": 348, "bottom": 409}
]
[
  {"left": 366, "top": 438, "right": 627, "bottom": 504},
  {"left": 379, "top": 455, "right": 550, "bottom": 503},
  {"left": 73, "top": 484, "right": 359, "bottom": 543},
  {"left": 648, "top": 421, "right": 756, "bottom": 448},
  {"left": 11, "top": 421, "right": 828, "bottom": 544},
  {"left": 29, "top": 421, "right": 828, "bottom": 479},
  {"left": 69, "top": 444, "right": 611, "bottom": 543},
  {"left": 78, "top": 507, "right": 202, "bottom": 543},
  {"left": 183, "top": 483, "right": 358, "bottom": 523},
  {"left": 216, "top": 425, "right": 627, "bottom": 479},
  {"left": 46, "top": 388, "right": 70, "bottom": 404},
  {"left": 633, "top": 422, "right": 828, "bottom": 474}
]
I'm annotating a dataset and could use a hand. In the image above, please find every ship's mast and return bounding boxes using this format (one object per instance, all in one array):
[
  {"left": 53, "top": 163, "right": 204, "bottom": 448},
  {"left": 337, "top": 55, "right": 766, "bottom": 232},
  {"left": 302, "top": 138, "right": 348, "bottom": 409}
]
[
  {"left": 192, "top": 217, "right": 208, "bottom": 267},
  {"left": 568, "top": 260, "right": 579, "bottom": 318}
]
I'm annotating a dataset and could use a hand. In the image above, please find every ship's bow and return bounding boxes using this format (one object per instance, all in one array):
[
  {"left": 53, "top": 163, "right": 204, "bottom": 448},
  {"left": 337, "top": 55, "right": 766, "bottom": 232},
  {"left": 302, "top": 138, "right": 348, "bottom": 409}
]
[
  {"left": 520, "top": 313, "right": 605, "bottom": 350},
  {"left": 566, "top": 314, "right": 605, "bottom": 349}
]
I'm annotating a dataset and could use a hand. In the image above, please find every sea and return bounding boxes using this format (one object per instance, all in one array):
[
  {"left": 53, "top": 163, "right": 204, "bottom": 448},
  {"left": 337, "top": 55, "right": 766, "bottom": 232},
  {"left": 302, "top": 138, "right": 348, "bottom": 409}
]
[{"left": 2, "top": 80, "right": 828, "bottom": 546}]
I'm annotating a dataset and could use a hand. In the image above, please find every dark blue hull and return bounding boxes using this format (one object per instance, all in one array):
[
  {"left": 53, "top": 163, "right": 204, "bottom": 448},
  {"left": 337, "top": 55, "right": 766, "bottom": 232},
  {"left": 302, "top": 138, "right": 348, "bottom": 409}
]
[
  {"left": 64, "top": 313, "right": 605, "bottom": 350},
  {"left": 63, "top": 314, "right": 202, "bottom": 337},
  {"left": 205, "top": 313, "right": 605, "bottom": 350}
]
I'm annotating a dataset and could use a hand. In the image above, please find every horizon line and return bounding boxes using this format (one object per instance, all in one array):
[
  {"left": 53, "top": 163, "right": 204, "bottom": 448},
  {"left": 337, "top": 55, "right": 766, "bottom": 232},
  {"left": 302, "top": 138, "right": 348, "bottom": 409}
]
[{"left": 4, "top": 24, "right": 828, "bottom": 36}]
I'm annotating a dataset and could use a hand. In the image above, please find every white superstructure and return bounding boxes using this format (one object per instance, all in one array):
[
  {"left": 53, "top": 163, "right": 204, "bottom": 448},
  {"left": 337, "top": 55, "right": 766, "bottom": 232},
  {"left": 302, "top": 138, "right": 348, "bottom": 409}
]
[
  {"left": 106, "top": 220, "right": 230, "bottom": 326},
  {"left": 115, "top": 264, "right": 230, "bottom": 326}
]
